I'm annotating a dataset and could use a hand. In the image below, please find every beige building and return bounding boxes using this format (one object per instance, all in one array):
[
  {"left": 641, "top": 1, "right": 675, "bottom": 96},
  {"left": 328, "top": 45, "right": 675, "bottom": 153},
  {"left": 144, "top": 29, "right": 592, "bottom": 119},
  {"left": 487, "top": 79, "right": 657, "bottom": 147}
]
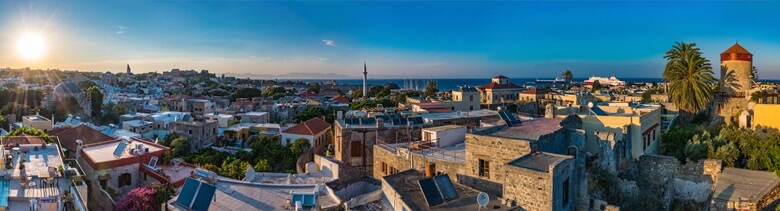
[
  {"left": 575, "top": 102, "right": 662, "bottom": 159},
  {"left": 519, "top": 88, "right": 552, "bottom": 102},
  {"left": 478, "top": 75, "right": 523, "bottom": 105},
  {"left": 22, "top": 115, "right": 53, "bottom": 132},
  {"left": 438, "top": 86, "right": 480, "bottom": 111}
]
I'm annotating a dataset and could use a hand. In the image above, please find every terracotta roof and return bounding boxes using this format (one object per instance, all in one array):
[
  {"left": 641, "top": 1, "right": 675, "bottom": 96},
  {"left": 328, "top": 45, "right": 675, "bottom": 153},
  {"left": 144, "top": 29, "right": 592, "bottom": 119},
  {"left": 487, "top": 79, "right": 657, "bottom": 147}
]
[
  {"left": 493, "top": 75, "right": 509, "bottom": 79},
  {"left": 722, "top": 43, "right": 751, "bottom": 54},
  {"left": 50, "top": 124, "right": 116, "bottom": 151},
  {"left": 282, "top": 117, "right": 331, "bottom": 136},
  {"left": 3, "top": 134, "right": 46, "bottom": 146},
  {"left": 331, "top": 94, "right": 349, "bottom": 104},
  {"left": 479, "top": 82, "right": 522, "bottom": 90},
  {"left": 521, "top": 88, "right": 552, "bottom": 95}
]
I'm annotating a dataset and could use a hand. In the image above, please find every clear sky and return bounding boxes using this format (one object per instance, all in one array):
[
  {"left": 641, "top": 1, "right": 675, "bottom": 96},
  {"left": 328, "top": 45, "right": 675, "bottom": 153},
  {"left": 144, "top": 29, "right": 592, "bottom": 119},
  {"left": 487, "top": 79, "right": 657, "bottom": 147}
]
[{"left": 2, "top": 1, "right": 780, "bottom": 79}]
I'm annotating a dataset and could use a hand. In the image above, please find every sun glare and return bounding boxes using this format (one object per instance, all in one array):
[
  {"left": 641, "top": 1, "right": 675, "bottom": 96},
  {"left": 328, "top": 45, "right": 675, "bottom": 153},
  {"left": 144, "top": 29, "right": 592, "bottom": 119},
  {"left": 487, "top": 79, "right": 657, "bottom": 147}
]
[{"left": 17, "top": 33, "right": 46, "bottom": 61}]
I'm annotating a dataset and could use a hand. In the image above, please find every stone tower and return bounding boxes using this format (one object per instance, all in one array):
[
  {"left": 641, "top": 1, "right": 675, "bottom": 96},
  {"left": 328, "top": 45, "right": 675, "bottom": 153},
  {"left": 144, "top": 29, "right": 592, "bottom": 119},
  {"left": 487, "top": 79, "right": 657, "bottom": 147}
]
[
  {"left": 362, "top": 62, "right": 368, "bottom": 99},
  {"left": 720, "top": 42, "right": 753, "bottom": 94},
  {"left": 127, "top": 64, "right": 132, "bottom": 74}
]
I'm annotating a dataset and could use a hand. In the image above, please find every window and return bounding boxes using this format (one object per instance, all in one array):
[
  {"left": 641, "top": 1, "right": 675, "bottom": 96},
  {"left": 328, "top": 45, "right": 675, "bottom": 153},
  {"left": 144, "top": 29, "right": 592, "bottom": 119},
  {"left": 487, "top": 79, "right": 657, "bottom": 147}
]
[
  {"left": 478, "top": 159, "right": 490, "bottom": 178},
  {"left": 562, "top": 179, "right": 570, "bottom": 206},
  {"left": 188, "top": 129, "right": 193, "bottom": 135},
  {"left": 469, "top": 95, "right": 474, "bottom": 101},
  {"left": 119, "top": 173, "right": 132, "bottom": 187},
  {"left": 351, "top": 141, "right": 363, "bottom": 157},
  {"left": 469, "top": 106, "right": 474, "bottom": 111},
  {"left": 381, "top": 162, "right": 388, "bottom": 175},
  {"left": 213, "top": 128, "right": 217, "bottom": 135}
]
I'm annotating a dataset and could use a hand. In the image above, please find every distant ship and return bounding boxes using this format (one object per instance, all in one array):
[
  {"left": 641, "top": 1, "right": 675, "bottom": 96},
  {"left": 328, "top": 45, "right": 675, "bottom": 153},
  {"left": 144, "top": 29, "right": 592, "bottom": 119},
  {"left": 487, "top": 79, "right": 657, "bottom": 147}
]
[
  {"left": 583, "top": 76, "right": 626, "bottom": 86},
  {"left": 536, "top": 77, "right": 567, "bottom": 84}
]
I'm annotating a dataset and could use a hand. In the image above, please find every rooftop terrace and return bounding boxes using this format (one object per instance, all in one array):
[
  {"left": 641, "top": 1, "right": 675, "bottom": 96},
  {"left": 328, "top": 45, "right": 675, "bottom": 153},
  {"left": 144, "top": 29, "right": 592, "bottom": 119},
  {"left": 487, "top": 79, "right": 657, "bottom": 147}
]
[{"left": 487, "top": 118, "right": 563, "bottom": 140}]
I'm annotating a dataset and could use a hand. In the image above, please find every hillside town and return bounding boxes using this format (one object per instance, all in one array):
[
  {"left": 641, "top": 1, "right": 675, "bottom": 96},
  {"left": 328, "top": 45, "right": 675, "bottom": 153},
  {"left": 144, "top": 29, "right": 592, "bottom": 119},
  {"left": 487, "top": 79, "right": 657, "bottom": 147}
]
[{"left": 0, "top": 42, "right": 776, "bottom": 211}]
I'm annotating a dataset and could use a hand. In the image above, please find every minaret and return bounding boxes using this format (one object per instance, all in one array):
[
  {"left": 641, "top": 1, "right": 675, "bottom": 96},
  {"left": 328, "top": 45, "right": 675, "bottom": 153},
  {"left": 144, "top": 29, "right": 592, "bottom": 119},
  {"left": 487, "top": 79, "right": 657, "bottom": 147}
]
[
  {"left": 126, "top": 64, "right": 131, "bottom": 74},
  {"left": 362, "top": 62, "right": 368, "bottom": 99}
]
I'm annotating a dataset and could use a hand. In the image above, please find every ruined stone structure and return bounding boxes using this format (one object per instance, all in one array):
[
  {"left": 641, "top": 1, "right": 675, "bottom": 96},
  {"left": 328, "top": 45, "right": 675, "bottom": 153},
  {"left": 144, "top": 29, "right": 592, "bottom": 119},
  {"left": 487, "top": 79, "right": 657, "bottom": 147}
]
[
  {"left": 334, "top": 117, "right": 423, "bottom": 174},
  {"left": 638, "top": 155, "right": 723, "bottom": 209}
]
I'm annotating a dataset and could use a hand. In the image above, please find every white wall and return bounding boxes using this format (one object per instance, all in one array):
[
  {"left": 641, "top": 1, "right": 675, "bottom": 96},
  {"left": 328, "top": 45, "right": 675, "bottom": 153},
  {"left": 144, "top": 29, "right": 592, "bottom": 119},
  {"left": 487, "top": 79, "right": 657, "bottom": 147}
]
[{"left": 281, "top": 133, "right": 314, "bottom": 147}]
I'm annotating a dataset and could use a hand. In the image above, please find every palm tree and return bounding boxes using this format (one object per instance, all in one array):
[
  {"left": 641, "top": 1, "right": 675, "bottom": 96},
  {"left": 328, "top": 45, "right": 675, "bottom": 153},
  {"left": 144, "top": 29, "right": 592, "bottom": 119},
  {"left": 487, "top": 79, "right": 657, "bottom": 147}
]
[
  {"left": 663, "top": 42, "right": 716, "bottom": 119},
  {"left": 561, "top": 70, "right": 573, "bottom": 83}
]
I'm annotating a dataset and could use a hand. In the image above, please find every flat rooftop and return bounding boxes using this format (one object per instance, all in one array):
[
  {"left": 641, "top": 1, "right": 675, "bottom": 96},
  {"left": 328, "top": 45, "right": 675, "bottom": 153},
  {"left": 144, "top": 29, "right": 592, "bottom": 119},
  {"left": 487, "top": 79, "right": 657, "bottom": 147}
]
[
  {"left": 169, "top": 178, "right": 339, "bottom": 210},
  {"left": 488, "top": 118, "right": 563, "bottom": 140},
  {"left": 82, "top": 139, "right": 165, "bottom": 163},
  {"left": 507, "top": 152, "right": 572, "bottom": 172},
  {"left": 714, "top": 167, "right": 780, "bottom": 203},
  {"left": 423, "top": 125, "right": 466, "bottom": 132},
  {"left": 23, "top": 115, "right": 50, "bottom": 122},
  {"left": 383, "top": 170, "right": 513, "bottom": 211}
]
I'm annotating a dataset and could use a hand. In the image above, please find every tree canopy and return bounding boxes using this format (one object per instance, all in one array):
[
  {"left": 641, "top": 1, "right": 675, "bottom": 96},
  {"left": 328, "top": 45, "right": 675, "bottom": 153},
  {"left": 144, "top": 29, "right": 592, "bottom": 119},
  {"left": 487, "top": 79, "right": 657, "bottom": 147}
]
[{"left": 663, "top": 42, "right": 715, "bottom": 116}]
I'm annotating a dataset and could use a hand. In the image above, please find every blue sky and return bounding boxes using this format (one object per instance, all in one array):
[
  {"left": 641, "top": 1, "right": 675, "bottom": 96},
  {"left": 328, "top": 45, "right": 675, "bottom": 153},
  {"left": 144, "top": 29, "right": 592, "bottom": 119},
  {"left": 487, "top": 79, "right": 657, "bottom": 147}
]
[{"left": 2, "top": 1, "right": 780, "bottom": 79}]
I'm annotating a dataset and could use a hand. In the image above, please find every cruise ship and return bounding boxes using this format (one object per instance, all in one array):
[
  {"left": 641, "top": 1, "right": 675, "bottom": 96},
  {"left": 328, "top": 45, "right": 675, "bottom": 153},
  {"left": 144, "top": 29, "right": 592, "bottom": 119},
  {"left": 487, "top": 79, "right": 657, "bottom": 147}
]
[
  {"left": 535, "top": 77, "right": 567, "bottom": 84},
  {"left": 583, "top": 76, "right": 626, "bottom": 86}
]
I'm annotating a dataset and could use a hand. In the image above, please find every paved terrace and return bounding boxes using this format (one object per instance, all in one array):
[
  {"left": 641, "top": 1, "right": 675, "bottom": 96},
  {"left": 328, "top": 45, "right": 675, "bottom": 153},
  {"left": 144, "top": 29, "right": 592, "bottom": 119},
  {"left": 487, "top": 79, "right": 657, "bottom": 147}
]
[
  {"left": 377, "top": 142, "right": 465, "bottom": 164},
  {"left": 487, "top": 118, "right": 563, "bottom": 140}
]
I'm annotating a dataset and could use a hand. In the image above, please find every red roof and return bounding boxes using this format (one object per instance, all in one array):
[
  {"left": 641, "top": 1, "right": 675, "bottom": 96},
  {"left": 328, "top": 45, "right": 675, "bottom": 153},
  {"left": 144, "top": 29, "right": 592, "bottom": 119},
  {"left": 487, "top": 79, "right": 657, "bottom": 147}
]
[
  {"left": 331, "top": 94, "right": 349, "bottom": 104},
  {"left": 50, "top": 125, "right": 116, "bottom": 152},
  {"left": 282, "top": 117, "right": 331, "bottom": 136},
  {"left": 521, "top": 88, "right": 552, "bottom": 95},
  {"left": 479, "top": 82, "right": 522, "bottom": 90},
  {"left": 722, "top": 43, "right": 751, "bottom": 55}
]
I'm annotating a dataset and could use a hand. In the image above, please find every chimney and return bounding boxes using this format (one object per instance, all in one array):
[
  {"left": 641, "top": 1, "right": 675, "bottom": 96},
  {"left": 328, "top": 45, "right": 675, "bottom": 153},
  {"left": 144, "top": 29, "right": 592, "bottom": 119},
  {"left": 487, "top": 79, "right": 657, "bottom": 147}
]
[{"left": 425, "top": 162, "right": 436, "bottom": 178}]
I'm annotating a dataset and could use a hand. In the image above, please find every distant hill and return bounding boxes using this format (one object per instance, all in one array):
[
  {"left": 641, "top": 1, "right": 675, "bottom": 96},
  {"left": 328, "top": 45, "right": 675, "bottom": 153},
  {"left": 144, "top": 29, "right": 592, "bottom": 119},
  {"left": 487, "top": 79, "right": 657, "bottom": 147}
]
[{"left": 225, "top": 72, "right": 355, "bottom": 80}]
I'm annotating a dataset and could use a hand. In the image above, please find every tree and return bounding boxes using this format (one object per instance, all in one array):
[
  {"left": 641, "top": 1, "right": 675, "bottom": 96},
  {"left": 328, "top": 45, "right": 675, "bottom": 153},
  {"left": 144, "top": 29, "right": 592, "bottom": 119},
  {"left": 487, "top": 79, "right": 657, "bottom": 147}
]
[
  {"left": 170, "top": 137, "right": 190, "bottom": 157},
  {"left": 351, "top": 89, "right": 363, "bottom": 99},
  {"left": 254, "top": 159, "right": 272, "bottom": 172},
  {"left": 87, "top": 86, "right": 104, "bottom": 117},
  {"left": 77, "top": 80, "right": 98, "bottom": 90},
  {"left": 219, "top": 157, "right": 249, "bottom": 180},
  {"left": 306, "top": 83, "right": 321, "bottom": 94},
  {"left": 561, "top": 70, "right": 573, "bottom": 83},
  {"left": 295, "top": 107, "right": 333, "bottom": 123},
  {"left": 291, "top": 137, "right": 312, "bottom": 155},
  {"left": 424, "top": 81, "right": 439, "bottom": 98},
  {"left": 591, "top": 80, "right": 602, "bottom": 92},
  {"left": 115, "top": 187, "right": 156, "bottom": 211},
  {"left": 4, "top": 127, "right": 54, "bottom": 143},
  {"left": 663, "top": 42, "right": 715, "bottom": 118},
  {"left": 150, "top": 182, "right": 175, "bottom": 208}
]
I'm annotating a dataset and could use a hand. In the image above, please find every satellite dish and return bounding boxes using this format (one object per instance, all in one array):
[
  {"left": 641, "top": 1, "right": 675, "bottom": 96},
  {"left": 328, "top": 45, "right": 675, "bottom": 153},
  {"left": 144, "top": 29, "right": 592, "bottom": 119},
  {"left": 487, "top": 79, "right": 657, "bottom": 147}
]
[
  {"left": 587, "top": 102, "right": 594, "bottom": 109},
  {"left": 477, "top": 192, "right": 489, "bottom": 207}
]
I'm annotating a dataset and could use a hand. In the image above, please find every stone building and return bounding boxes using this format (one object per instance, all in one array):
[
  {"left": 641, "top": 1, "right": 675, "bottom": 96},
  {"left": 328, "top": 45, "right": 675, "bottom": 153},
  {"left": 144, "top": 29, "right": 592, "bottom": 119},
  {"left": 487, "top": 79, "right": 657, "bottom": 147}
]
[
  {"left": 712, "top": 43, "right": 756, "bottom": 123},
  {"left": 168, "top": 119, "right": 218, "bottom": 152},
  {"left": 438, "top": 86, "right": 481, "bottom": 112},
  {"left": 333, "top": 115, "right": 425, "bottom": 173},
  {"left": 573, "top": 102, "right": 663, "bottom": 159},
  {"left": 280, "top": 117, "right": 331, "bottom": 148},
  {"left": 478, "top": 75, "right": 523, "bottom": 106},
  {"left": 52, "top": 81, "right": 92, "bottom": 117},
  {"left": 372, "top": 114, "right": 588, "bottom": 210}
]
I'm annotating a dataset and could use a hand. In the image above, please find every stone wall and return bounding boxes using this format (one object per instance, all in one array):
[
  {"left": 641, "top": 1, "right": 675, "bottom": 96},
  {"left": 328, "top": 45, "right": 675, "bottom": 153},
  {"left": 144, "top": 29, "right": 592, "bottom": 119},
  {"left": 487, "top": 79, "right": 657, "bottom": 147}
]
[
  {"left": 335, "top": 123, "right": 419, "bottom": 174},
  {"left": 464, "top": 133, "right": 532, "bottom": 196},
  {"left": 638, "top": 155, "right": 723, "bottom": 208},
  {"left": 504, "top": 166, "right": 552, "bottom": 209}
]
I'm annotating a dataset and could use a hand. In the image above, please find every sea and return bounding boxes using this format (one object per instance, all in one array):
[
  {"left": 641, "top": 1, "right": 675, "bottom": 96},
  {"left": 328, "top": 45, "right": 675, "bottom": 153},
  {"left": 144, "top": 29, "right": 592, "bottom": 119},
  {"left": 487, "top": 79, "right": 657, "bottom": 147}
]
[{"left": 298, "top": 78, "right": 665, "bottom": 91}]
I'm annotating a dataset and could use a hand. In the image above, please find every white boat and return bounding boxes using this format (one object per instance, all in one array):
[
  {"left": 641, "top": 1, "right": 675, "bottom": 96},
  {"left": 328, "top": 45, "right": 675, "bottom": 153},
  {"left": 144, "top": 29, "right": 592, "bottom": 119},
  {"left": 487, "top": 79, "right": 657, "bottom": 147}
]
[
  {"left": 583, "top": 76, "right": 626, "bottom": 86},
  {"left": 536, "top": 77, "right": 567, "bottom": 84}
]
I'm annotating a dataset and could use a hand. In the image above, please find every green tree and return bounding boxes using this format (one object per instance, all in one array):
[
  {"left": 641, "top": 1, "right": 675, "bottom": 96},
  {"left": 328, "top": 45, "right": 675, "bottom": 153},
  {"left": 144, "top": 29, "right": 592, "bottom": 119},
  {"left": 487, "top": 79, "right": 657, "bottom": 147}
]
[
  {"left": 351, "top": 89, "right": 363, "bottom": 99},
  {"left": 306, "top": 83, "right": 320, "bottom": 94},
  {"left": 254, "top": 159, "right": 272, "bottom": 172},
  {"left": 4, "top": 127, "right": 54, "bottom": 143},
  {"left": 561, "top": 69, "right": 573, "bottom": 82},
  {"left": 170, "top": 137, "right": 190, "bottom": 157},
  {"left": 663, "top": 42, "right": 715, "bottom": 119},
  {"left": 295, "top": 107, "right": 333, "bottom": 123},
  {"left": 751, "top": 66, "right": 759, "bottom": 84},
  {"left": 291, "top": 137, "right": 312, "bottom": 155},
  {"left": 87, "top": 86, "right": 104, "bottom": 117},
  {"left": 424, "top": 81, "right": 439, "bottom": 98},
  {"left": 219, "top": 157, "right": 249, "bottom": 180},
  {"left": 150, "top": 182, "right": 175, "bottom": 208},
  {"left": 77, "top": 80, "right": 98, "bottom": 90},
  {"left": 591, "top": 80, "right": 602, "bottom": 92}
]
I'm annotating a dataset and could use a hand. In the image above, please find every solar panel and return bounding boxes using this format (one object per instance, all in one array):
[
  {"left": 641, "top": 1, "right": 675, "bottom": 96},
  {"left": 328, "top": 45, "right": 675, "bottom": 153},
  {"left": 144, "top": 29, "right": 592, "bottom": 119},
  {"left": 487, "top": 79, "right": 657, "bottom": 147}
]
[
  {"left": 410, "top": 117, "right": 424, "bottom": 125},
  {"left": 398, "top": 118, "right": 408, "bottom": 126},
  {"left": 112, "top": 141, "right": 129, "bottom": 158},
  {"left": 361, "top": 118, "right": 376, "bottom": 125},
  {"left": 434, "top": 175, "right": 459, "bottom": 201},
  {"left": 291, "top": 193, "right": 317, "bottom": 207},
  {"left": 498, "top": 111, "right": 513, "bottom": 127},
  {"left": 191, "top": 183, "right": 217, "bottom": 211},
  {"left": 418, "top": 178, "right": 444, "bottom": 207},
  {"left": 176, "top": 178, "right": 199, "bottom": 208}
]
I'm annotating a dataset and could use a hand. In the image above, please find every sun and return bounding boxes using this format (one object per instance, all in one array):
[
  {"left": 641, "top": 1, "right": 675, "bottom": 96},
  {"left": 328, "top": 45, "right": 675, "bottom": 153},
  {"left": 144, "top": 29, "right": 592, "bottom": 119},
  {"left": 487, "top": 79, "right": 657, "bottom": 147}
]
[{"left": 17, "top": 33, "right": 46, "bottom": 61}]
